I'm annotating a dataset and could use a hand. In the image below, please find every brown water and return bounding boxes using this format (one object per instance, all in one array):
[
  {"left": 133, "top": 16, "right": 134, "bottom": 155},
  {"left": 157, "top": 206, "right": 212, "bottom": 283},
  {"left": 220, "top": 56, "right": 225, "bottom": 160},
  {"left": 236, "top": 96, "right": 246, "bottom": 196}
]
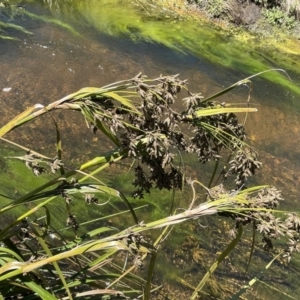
[{"left": 1, "top": 2, "right": 300, "bottom": 299}]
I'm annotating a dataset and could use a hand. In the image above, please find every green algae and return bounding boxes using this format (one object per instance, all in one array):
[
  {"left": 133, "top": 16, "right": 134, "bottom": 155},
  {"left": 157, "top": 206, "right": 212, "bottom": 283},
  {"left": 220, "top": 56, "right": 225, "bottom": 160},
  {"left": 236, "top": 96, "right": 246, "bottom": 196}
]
[
  {"left": 36, "top": 0, "right": 300, "bottom": 100},
  {"left": 22, "top": 10, "right": 81, "bottom": 36}
]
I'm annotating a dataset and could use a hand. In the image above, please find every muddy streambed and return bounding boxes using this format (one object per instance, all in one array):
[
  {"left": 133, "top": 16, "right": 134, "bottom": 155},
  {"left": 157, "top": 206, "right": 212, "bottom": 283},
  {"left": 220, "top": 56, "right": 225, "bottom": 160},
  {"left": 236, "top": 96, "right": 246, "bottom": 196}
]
[{"left": 1, "top": 1, "right": 300, "bottom": 299}]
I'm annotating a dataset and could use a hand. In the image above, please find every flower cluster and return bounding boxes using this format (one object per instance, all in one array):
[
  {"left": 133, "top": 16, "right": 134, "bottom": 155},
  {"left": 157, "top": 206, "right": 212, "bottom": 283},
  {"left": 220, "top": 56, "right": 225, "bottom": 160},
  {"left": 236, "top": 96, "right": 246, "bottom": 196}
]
[
  {"left": 224, "top": 148, "right": 262, "bottom": 187},
  {"left": 213, "top": 184, "right": 300, "bottom": 261},
  {"left": 66, "top": 214, "right": 79, "bottom": 231},
  {"left": 20, "top": 151, "right": 64, "bottom": 177},
  {"left": 121, "top": 230, "right": 155, "bottom": 269},
  {"left": 24, "top": 151, "right": 46, "bottom": 176},
  {"left": 113, "top": 74, "right": 250, "bottom": 197},
  {"left": 121, "top": 74, "right": 187, "bottom": 198}
]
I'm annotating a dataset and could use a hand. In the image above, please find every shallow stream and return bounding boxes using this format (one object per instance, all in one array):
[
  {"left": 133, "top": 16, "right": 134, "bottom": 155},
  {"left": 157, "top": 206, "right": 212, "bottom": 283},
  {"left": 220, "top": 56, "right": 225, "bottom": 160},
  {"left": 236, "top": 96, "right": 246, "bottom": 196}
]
[{"left": 1, "top": 1, "right": 300, "bottom": 298}]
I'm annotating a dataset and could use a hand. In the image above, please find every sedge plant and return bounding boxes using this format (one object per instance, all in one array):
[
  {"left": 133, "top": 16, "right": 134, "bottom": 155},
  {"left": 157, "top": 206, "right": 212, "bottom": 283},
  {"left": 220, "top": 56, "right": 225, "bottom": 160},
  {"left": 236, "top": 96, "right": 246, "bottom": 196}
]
[{"left": 0, "top": 71, "right": 299, "bottom": 299}]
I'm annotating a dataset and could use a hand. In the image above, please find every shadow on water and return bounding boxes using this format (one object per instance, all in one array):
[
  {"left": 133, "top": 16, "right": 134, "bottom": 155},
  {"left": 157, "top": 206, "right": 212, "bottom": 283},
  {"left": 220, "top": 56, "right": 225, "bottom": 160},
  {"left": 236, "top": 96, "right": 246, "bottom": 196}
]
[{"left": 1, "top": 1, "right": 300, "bottom": 299}]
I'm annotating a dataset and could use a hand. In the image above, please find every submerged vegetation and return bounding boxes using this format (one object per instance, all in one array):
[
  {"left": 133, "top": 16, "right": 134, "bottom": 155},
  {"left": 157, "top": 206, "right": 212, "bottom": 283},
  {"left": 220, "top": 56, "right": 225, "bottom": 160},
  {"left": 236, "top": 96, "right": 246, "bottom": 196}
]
[
  {"left": 1, "top": 0, "right": 300, "bottom": 103},
  {"left": 0, "top": 72, "right": 300, "bottom": 299}
]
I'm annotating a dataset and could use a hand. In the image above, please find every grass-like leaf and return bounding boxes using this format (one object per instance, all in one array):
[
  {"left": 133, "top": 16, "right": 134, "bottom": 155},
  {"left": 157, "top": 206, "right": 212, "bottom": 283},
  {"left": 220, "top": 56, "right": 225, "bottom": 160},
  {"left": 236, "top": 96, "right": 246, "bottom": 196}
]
[{"left": 191, "top": 226, "right": 243, "bottom": 299}]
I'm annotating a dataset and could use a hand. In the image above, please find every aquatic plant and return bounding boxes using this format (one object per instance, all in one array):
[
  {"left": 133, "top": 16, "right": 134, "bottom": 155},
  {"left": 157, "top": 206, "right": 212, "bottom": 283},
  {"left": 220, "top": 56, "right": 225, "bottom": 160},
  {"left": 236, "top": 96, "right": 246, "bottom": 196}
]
[
  {"left": 0, "top": 5, "right": 33, "bottom": 41},
  {"left": 2, "top": 0, "right": 300, "bottom": 100},
  {"left": 0, "top": 1, "right": 79, "bottom": 40},
  {"left": 42, "top": 0, "right": 300, "bottom": 100},
  {"left": 0, "top": 73, "right": 299, "bottom": 299}
]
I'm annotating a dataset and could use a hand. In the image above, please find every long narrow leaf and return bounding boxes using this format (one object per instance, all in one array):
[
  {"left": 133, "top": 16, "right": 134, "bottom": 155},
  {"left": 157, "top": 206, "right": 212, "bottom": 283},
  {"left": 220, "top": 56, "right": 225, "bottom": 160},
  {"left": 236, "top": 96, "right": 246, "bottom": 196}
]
[
  {"left": 202, "top": 69, "right": 289, "bottom": 103},
  {"left": 24, "top": 281, "right": 57, "bottom": 300},
  {"left": 102, "top": 92, "right": 140, "bottom": 114},
  {"left": 0, "top": 241, "right": 130, "bottom": 281},
  {"left": 190, "top": 225, "right": 243, "bottom": 300},
  {"left": 194, "top": 107, "right": 257, "bottom": 117},
  {"left": 30, "top": 224, "right": 73, "bottom": 300},
  {"left": 0, "top": 104, "right": 44, "bottom": 137}
]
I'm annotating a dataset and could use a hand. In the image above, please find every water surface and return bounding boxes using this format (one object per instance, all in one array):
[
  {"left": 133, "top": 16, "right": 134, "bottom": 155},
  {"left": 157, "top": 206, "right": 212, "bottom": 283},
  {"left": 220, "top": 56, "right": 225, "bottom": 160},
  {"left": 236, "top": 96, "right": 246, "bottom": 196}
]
[{"left": 1, "top": 2, "right": 300, "bottom": 299}]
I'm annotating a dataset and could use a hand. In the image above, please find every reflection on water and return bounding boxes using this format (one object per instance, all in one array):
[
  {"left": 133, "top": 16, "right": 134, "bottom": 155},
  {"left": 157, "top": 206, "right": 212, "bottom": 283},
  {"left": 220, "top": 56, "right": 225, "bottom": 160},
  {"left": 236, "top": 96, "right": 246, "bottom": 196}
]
[{"left": 1, "top": 2, "right": 300, "bottom": 299}]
